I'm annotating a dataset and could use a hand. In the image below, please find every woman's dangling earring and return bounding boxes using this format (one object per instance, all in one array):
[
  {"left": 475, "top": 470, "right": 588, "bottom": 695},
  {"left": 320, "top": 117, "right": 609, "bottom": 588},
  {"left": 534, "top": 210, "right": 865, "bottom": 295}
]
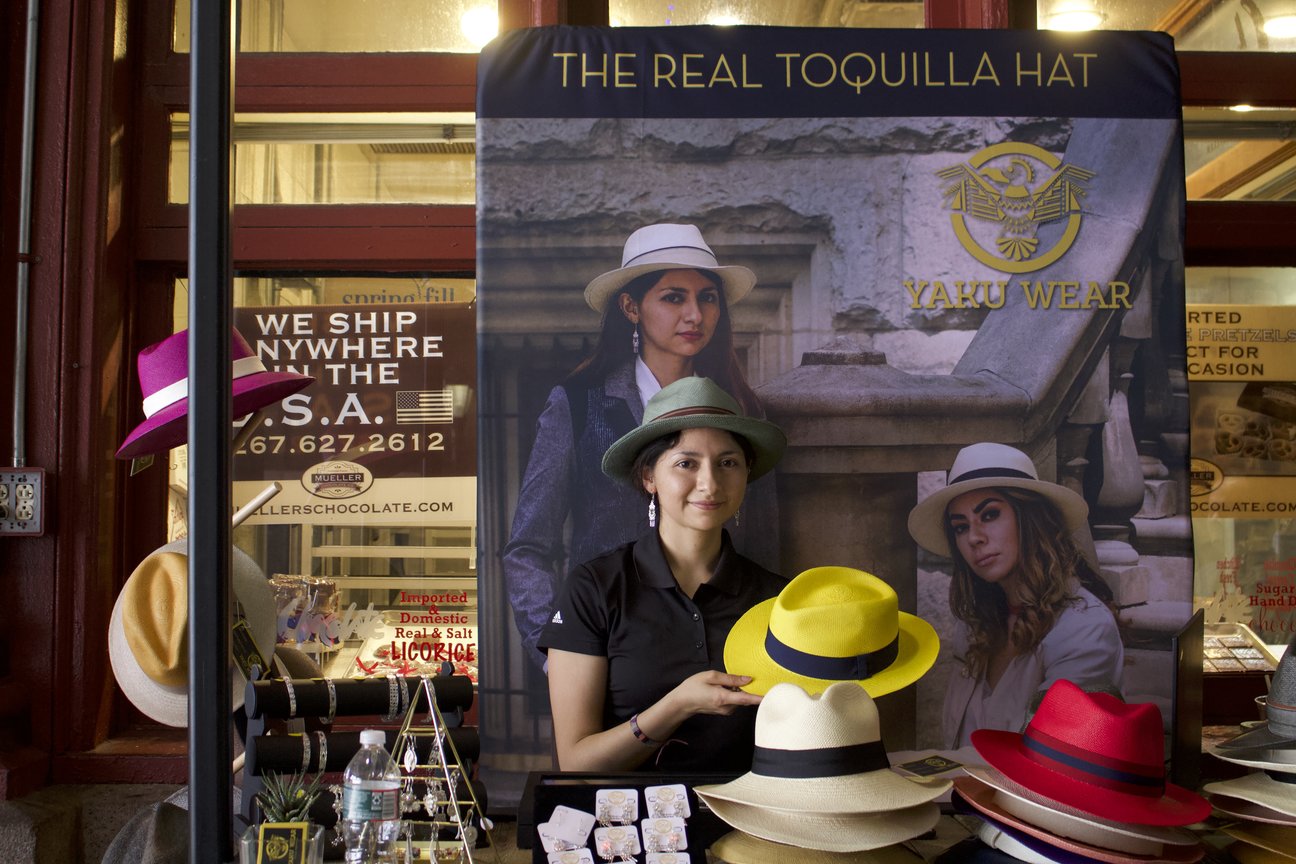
[
  {"left": 648, "top": 493, "right": 657, "bottom": 528},
  {"left": 733, "top": 508, "right": 740, "bottom": 528},
  {"left": 632, "top": 323, "right": 640, "bottom": 355}
]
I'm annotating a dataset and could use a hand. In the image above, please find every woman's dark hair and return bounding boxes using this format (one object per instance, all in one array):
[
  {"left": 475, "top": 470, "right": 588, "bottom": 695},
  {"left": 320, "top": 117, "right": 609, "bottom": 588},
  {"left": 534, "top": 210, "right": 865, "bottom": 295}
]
[
  {"left": 568, "top": 268, "right": 762, "bottom": 415},
  {"left": 627, "top": 428, "right": 757, "bottom": 496},
  {"left": 945, "top": 486, "right": 1117, "bottom": 679}
]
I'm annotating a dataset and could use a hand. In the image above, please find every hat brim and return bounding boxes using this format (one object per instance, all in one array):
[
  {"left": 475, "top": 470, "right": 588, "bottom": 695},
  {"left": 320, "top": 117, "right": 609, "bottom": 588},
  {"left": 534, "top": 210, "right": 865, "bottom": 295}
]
[
  {"left": 908, "top": 476, "right": 1089, "bottom": 559},
  {"left": 601, "top": 412, "right": 786, "bottom": 484},
  {"left": 1221, "top": 824, "right": 1296, "bottom": 862},
  {"left": 1209, "top": 743, "right": 1296, "bottom": 771},
  {"left": 1208, "top": 792, "right": 1296, "bottom": 826},
  {"left": 699, "top": 798, "right": 939, "bottom": 853},
  {"left": 116, "top": 372, "right": 313, "bottom": 460},
  {"left": 973, "top": 729, "right": 1212, "bottom": 827},
  {"left": 966, "top": 801, "right": 1117, "bottom": 864},
  {"left": 695, "top": 766, "right": 948, "bottom": 815},
  {"left": 1204, "top": 771, "right": 1296, "bottom": 818},
  {"left": 954, "top": 775, "right": 1203, "bottom": 862},
  {"left": 709, "top": 831, "right": 924, "bottom": 864},
  {"left": 1229, "top": 841, "right": 1296, "bottom": 864},
  {"left": 108, "top": 540, "right": 277, "bottom": 727},
  {"left": 584, "top": 260, "right": 756, "bottom": 313},
  {"left": 723, "top": 597, "right": 939, "bottom": 698},
  {"left": 1216, "top": 722, "right": 1296, "bottom": 752}
]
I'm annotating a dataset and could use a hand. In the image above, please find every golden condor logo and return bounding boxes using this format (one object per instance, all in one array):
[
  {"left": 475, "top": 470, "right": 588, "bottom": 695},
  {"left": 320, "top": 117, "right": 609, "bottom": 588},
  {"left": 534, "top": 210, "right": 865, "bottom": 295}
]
[{"left": 938, "top": 141, "right": 1094, "bottom": 274}]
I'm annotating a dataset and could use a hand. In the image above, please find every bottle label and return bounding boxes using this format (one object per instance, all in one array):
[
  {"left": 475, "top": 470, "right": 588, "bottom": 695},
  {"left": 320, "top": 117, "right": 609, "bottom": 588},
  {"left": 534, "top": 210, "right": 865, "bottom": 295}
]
[{"left": 343, "top": 784, "right": 399, "bottom": 821}]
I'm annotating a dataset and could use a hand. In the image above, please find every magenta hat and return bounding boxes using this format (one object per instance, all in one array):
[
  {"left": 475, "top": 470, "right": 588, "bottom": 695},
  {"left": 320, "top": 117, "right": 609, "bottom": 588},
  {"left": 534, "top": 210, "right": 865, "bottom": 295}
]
[{"left": 116, "top": 327, "right": 314, "bottom": 460}]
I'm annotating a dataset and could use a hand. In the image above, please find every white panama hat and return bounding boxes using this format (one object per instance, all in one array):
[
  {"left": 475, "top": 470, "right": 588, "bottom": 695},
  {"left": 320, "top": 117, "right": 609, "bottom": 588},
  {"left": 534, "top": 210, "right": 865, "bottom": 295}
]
[{"left": 583, "top": 223, "right": 756, "bottom": 313}]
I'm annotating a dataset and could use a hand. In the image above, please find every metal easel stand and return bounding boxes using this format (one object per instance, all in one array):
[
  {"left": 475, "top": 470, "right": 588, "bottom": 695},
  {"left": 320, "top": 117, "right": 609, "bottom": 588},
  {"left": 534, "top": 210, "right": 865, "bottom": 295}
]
[{"left": 392, "top": 677, "right": 498, "bottom": 864}]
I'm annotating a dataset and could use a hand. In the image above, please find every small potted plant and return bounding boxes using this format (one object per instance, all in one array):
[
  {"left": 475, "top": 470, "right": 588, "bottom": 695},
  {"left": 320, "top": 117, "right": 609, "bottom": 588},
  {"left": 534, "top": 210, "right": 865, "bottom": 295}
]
[{"left": 241, "top": 771, "right": 326, "bottom": 864}]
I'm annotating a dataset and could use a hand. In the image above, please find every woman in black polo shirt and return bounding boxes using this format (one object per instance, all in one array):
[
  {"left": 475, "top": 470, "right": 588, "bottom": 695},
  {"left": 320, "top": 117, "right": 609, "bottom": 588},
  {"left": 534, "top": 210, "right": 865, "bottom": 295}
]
[{"left": 538, "top": 376, "right": 787, "bottom": 772}]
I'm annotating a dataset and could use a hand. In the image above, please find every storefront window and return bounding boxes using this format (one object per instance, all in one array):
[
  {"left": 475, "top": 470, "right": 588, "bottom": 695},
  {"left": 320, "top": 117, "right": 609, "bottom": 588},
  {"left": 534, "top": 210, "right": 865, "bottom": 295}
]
[
  {"left": 168, "top": 112, "right": 476, "bottom": 206},
  {"left": 1038, "top": 0, "right": 1296, "bottom": 51},
  {"left": 1184, "top": 106, "right": 1296, "bottom": 200},
  {"left": 609, "top": 0, "right": 923, "bottom": 27},
  {"left": 1187, "top": 267, "right": 1296, "bottom": 644},
  {"left": 172, "top": 0, "right": 498, "bottom": 53},
  {"left": 172, "top": 274, "right": 479, "bottom": 683}
]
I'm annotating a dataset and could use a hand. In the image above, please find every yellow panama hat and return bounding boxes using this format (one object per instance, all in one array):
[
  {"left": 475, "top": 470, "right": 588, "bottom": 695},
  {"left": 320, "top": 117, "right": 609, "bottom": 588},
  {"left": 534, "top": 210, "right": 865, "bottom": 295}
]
[{"left": 723, "top": 566, "right": 939, "bottom": 697}]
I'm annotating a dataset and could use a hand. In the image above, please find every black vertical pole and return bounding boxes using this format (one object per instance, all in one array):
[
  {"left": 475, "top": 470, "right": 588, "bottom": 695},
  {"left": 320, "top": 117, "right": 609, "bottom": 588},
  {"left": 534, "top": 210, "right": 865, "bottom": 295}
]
[{"left": 189, "top": 0, "right": 235, "bottom": 861}]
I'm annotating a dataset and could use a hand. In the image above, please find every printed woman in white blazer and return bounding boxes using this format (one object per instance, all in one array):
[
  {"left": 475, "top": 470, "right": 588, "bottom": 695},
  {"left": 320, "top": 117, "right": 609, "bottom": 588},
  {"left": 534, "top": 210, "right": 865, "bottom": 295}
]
[{"left": 907, "top": 442, "right": 1124, "bottom": 748}]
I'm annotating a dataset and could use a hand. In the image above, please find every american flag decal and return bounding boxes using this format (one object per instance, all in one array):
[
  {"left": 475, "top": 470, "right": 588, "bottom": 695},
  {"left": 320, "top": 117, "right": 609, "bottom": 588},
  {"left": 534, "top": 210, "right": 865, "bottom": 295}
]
[{"left": 396, "top": 389, "right": 454, "bottom": 424}]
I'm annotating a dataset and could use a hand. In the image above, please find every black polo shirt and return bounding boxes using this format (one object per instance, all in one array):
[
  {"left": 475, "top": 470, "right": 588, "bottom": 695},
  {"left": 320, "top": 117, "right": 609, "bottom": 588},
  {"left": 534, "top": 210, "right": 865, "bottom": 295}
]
[{"left": 539, "top": 530, "right": 786, "bottom": 773}]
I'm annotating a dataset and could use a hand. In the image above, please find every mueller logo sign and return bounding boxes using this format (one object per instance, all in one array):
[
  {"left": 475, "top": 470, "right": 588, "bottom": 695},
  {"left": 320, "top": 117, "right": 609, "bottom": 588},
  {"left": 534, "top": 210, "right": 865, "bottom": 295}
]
[
  {"left": 302, "top": 460, "right": 374, "bottom": 499},
  {"left": 938, "top": 141, "right": 1094, "bottom": 273}
]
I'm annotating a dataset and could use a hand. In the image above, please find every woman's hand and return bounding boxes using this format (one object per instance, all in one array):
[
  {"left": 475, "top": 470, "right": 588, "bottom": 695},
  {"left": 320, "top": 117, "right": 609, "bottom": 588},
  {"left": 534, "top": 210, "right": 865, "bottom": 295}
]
[{"left": 664, "top": 671, "right": 762, "bottom": 717}]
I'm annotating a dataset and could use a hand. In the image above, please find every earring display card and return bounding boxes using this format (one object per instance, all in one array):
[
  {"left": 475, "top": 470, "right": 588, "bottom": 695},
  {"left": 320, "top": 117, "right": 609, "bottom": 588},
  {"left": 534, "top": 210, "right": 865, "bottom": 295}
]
[{"left": 525, "top": 773, "right": 737, "bottom": 864}]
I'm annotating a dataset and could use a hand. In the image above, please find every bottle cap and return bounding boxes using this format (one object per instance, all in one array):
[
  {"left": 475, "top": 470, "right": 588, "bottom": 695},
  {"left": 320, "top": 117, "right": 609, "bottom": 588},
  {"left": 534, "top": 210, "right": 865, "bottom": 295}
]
[{"left": 360, "top": 729, "right": 385, "bottom": 746}]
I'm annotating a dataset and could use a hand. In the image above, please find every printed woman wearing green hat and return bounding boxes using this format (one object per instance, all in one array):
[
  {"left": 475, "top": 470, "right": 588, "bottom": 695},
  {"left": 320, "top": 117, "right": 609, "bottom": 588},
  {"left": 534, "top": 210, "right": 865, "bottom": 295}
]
[
  {"left": 502, "top": 223, "right": 779, "bottom": 671},
  {"left": 538, "top": 376, "right": 788, "bottom": 772}
]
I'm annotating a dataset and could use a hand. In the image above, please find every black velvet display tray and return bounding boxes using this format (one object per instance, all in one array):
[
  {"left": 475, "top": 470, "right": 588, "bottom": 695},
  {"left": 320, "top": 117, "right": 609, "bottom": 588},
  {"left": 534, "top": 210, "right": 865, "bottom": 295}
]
[{"left": 520, "top": 771, "right": 741, "bottom": 864}]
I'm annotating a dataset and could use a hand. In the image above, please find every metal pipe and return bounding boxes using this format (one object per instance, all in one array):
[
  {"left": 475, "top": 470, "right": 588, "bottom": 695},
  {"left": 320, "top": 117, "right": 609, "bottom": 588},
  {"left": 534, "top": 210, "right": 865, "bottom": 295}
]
[
  {"left": 188, "top": 0, "right": 236, "bottom": 860},
  {"left": 11, "top": 0, "right": 41, "bottom": 468}
]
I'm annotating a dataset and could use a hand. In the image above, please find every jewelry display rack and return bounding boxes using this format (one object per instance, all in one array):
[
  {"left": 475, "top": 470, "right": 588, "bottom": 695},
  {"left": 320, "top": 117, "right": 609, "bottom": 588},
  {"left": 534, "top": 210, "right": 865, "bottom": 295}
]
[
  {"left": 389, "top": 678, "right": 499, "bottom": 864},
  {"left": 241, "top": 667, "right": 486, "bottom": 862}
]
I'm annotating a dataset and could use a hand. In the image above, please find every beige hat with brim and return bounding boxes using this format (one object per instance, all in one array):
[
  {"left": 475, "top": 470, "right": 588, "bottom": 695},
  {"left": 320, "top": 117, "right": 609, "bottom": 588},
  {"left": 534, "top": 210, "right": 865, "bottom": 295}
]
[
  {"left": 108, "top": 539, "right": 276, "bottom": 727},
  {"left": 963, "top": 766, "right": 1201, "bottom": 855},
  {"left": 711, "top": 831, "right": 924, "bottom": 864},
  {"left": 723, "top": 568, "right": 939, "bottom": 697},
  {"left": 1222, "top": 823, "right": 1296, "bottom": 862},
  {"left": 700, "top": 798, "right": 940, "bottom": 853},
  {"left": 695, "top": 683, "right": 949, "bottom": 814},
  {"left": 583, "top": 223, "right": 755, "bottom": 313},
  {"left": 907, "top": 442, "right": 1090, "bottom": 559},
  {"left": 1209, "top": 792, "right": 1296, "bottom": 826},
  {"left": 1204, "top": 771, "right": 1296, "bottom": 819}
]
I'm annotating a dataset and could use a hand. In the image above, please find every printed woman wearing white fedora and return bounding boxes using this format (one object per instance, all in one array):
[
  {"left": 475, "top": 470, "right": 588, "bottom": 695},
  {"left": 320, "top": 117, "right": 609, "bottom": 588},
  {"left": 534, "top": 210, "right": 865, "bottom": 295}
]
[
  {"left": 503, "top": 223, "right": 778, "bottom": 670},
  {"left": 907, "top": 442, "right": 1123, "bottom": 748},
  {"left": 538, "top": 376, "right": 787, "bottom": 772}
]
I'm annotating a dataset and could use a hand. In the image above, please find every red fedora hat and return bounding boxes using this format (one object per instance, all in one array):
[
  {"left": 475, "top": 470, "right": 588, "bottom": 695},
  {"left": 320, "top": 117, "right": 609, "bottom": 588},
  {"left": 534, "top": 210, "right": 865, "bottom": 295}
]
[
  {"left": 972, "top": 680, "right": 1211, "bottom": 827},
  {"left": 116, "top": 327, "right": 313, "bottom": 460}
]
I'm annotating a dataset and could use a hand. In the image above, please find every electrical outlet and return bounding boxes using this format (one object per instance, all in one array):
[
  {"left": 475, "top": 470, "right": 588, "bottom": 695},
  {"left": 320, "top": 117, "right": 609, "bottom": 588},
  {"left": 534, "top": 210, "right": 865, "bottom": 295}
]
[{"left": 0, "top": 468, "right": 45, "bottom": 536}]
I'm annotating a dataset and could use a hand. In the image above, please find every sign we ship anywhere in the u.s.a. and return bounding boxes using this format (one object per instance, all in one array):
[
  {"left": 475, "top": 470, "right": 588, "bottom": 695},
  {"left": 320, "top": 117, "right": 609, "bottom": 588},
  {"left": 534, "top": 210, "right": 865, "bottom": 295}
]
[{"left": 230, "top": 304, "right": 477, "bottom": 527}]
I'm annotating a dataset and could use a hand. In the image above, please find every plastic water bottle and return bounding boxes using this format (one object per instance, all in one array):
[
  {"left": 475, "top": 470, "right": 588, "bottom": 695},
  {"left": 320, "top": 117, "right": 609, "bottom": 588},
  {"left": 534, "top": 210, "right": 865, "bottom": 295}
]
[{"left": 342, "top": 729, "right": 402, "bottom": 863}]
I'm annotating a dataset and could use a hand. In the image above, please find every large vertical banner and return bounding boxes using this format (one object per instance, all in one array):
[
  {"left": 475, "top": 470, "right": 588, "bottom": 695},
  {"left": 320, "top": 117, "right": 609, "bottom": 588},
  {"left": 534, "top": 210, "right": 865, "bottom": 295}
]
[{"left": 477, "top": 26, "right": 1188, "bottom": 793}]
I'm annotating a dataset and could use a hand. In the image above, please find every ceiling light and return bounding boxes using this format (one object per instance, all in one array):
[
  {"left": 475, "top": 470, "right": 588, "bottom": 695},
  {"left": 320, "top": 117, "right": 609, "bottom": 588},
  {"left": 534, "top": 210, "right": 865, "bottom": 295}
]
[
  {"left": 1265, "top": 14, "right": 1296, "bottom": 39},
  {"left": 460, "top": 6, "right": 498, "bottom": 49},
  {"left": 1045, "top": 2, "right": 1106, "bottom": 31}
]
